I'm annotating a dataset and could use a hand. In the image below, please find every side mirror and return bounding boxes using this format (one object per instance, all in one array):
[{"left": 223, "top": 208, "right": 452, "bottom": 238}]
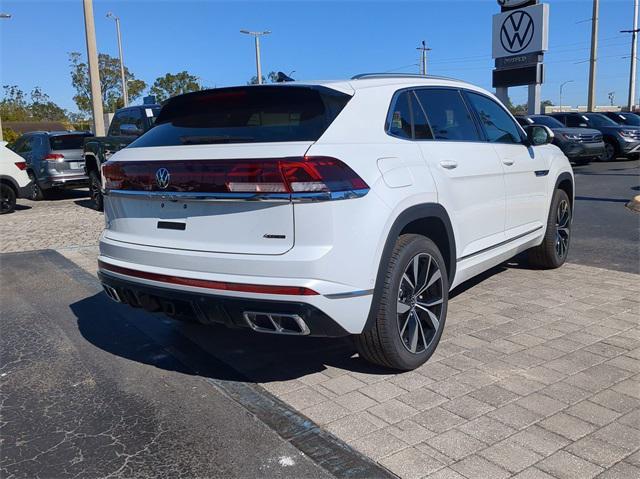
[
  {"left": 525, "top": 125, "right": 554, "bottom": 146},
  {"left": 120, "top": 123, "right": 142, "bottom": 137}
]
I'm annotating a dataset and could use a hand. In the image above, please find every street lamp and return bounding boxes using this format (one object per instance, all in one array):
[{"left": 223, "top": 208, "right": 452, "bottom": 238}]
[
  {"left": 106, "top": 11, "right": 128, "bottom": 106},
  {"left": 0, "top": 13, "right": 11, "bottom": 141},
  {"left": 559, "top": 80, "right": 574, "bottom": 112},
  {"left": 240, "top": 29, "right": 271, "bottom": 84}
]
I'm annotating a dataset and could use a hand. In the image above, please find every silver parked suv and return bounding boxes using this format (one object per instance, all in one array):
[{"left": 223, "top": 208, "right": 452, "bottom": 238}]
[{"left": 12, "top": 131, "right": 93, "bottom": 200}]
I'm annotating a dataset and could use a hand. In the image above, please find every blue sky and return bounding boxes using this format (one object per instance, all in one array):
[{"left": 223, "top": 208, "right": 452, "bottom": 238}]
[{"left": 0, "top": 0, "right": 634, "bottom": 113}]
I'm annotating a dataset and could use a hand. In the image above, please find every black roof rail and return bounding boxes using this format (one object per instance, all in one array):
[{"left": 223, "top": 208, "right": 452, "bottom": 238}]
[{"left": 351, "top": 73, "right": 461, "bottom": 82}]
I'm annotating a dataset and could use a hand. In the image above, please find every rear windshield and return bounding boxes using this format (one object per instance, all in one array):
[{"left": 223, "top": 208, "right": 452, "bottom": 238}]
[
  {"left": 50, "top": 134, "right": 91, "bottom": 150},
  {"left": 129, "top": 85, "right": 351, "bottom": 147}
]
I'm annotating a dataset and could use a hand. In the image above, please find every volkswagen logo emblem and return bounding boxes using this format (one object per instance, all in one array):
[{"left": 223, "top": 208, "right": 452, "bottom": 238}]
[
  {"left": 500, "top": 10, "right": 534, "bottom": 54},
  {"left": 155, "top": 167, "right": 170, "bottom": 189}
]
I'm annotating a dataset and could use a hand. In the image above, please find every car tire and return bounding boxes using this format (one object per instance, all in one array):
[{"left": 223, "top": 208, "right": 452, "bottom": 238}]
[
  {"left": 603, "top": 140, "right": 618, "bottom": 162},
  {"left": 528, "top": 189, "right": 571, "bottom": 269},
  {"left": 355, "top": 234, "right": 448, "bottom": 371},
  {"left": 28, "top": 173, "right": 44, "bottom": 201},
  {"left": 0, "top": 184, "right": 16, "bottom": 214},
  {"left": 89, "top": 170, "right": 104, "bottom": 211}
]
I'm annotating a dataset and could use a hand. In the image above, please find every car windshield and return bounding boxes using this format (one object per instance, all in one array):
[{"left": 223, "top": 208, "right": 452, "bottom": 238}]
[
  {"left": 49, "top": 133, "right": 92, "bottom": 150},
  {"left": 530, "top": 116, "right": 564, "bottom": 129},
  {"left": 584, "top": 114, "right": 618, "bottom": 127},
  {"left": 130, "top": 86, "right": 351, "bottom": 147},
  {"left": 615, "top": 113, "right": 640, "bottom": 126}
]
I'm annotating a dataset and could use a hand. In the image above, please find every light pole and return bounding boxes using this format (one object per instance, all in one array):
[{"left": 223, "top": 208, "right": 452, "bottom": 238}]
[
  {"left": 621, "top": 0, "right": 639, "bottom": 111},
  {"left": 559, "top": 80, "right": 574, "bottom": 112},
  {"left": 587, "top": 0, "right": 600, "bottom": 111},
  {"left": 417, "top": 40, "right": 431, "bottom": 75},
  {"left": 106, "top": 12, "right": 128, "bottom": 107},
  {"left": 240, "top": 30, "right": 271, "bottom": 84},
  {"left": 82, "top": 0, "right": 105, "bottom": 136},
  {"left": 0, "top": 13, "right": 12, "bottom": 141}
]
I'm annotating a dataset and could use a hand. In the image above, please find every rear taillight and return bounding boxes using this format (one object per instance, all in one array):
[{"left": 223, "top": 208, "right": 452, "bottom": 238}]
[
  {"left": 45, "top": 153, "right": 64, "bottom": 161},
  {"left": 103, "top": 157, "right": 369, "bottom": 199},
  {"left": 14, "top": 161, "right": 27, "bottom": 170}
]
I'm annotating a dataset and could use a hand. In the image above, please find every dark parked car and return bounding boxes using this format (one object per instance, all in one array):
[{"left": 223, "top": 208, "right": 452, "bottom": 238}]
[
  {"left": 601, "top": 111, "right": 640, "bottom": 127},
  {"left": 515, "top": 114, "right": 604, "bottom": 165},
  {"left": 549, "top": 112, "right": 640, "bottom": 162},
  {"left": 84, "top": 103, "right": 161, "bottom": 210},
  {"left": 12, "top": 131, "right": 93, "bottom": 200}
]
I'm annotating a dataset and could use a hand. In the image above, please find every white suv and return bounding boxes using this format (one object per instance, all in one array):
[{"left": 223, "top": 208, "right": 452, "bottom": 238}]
[
  {"left": 98, "top": 74, "right": 573, "bottom": 370},
  {"left": 1, "top": 141, "right": 32, "bottom": 214}
]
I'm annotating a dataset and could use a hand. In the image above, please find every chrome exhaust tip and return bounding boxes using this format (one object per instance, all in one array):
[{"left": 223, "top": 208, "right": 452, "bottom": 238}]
[
  {"left": 243, "top": 311, "right": 310, "bottom": 335},
  {"left": 102, "top": 284, "right": 122, "bottom": 303}
]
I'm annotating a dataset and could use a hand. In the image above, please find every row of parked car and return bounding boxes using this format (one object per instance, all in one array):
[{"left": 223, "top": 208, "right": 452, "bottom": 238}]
[
  {"left": 516, "top": 111, "right": 640, "bottom": 165},
  {"left": 1, "top": 106, "right": 639, "bottom": 215}
]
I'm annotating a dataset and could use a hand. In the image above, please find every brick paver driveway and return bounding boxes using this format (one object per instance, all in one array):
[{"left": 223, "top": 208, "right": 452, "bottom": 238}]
[{"left": 2, "top": 194, "right": 639, "bottom": 479}]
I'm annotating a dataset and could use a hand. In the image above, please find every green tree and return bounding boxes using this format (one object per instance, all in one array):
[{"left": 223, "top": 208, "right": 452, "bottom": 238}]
[
  {"left": 150, "top": 71, "right": 203, "bottom": 103},
  {"left": 69, "top": 52, "right": 146, "bottom": 114},
  {"left": 0, "top": 85, "right": 68, "bottom": 121},
  {"left": 29, "top": 87, "right": 68, "bottom": 121},
  {"left": 247, "top": 71, "right": 279, "bottom": 85},
  {"left": 0, "top": 85, "right": 29, "bottom": 121}
]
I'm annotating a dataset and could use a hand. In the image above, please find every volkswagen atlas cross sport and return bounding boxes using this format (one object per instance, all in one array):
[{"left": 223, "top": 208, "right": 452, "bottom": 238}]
[{"left": 98, "top": 74, "right": 574, "bottom": 370}]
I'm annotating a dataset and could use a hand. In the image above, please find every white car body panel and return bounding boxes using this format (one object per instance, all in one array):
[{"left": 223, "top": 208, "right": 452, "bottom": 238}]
[
  {"left": 98, "top": 77, "right": 573, "bottom": 335},
  {"left": 0, "top": 141, "right": 31, "bottom": 188}
]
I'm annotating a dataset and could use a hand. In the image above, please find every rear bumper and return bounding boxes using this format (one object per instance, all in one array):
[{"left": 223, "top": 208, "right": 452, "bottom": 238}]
[
  {"left": 40, "top": 173, "right": 89, "bottom": 189},
  {"left": 99, "top": 269, "right": 352, "bottom": 337}
]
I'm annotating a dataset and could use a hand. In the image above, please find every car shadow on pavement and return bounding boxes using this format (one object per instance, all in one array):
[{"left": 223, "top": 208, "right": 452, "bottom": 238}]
[
  {"left": 71, "top": 260, "right": 519, "bottom": 384},
  {"left": 71, "top": 292, "right": 397, "bottom": 384},
  {"left": 73, "top": 199, "right": 97, "bottom": 210}
]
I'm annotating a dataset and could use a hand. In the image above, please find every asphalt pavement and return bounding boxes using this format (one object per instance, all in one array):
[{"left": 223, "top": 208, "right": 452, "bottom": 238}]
[
  {"left": 0, "top": 250, "right": 390, "bottom": 479},
  {"left": 568, "top": 158, "right": 639, "bottom": 274}
]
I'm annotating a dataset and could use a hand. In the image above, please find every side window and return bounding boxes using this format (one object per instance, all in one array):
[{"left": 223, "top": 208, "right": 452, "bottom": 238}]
[
  {"left": 466, "top": 92, "right": 523, "bottom": 144},
  {"left": 414, "top": 89, "right": 479, "bottom": 141},
  {"left": 388, "top": 92, "right": 413, "bottom": 139},
  {"left": 409, "top": 92, "right": 433, "bottom": 140},
  {"left": 109, "top": 111, "right": 126, "bottom": 136}
]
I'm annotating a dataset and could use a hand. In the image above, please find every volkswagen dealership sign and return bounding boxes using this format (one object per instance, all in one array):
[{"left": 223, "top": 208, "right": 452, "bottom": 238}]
[{"left": 492, "top": 3, "right": 549, "bottom": 59}]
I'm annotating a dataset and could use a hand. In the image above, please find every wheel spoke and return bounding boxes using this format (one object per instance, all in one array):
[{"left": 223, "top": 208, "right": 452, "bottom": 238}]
[
  {"left": 397, "top": 301, "right": 411, "bottom": 314},
  {"left": 400, "top": 313, "right": 411, "bottom": 337},
  {"left": 402, "top": 273, "right": 414, "bottom": 290},
  {"left": 417, "top": 298, "right": 443, "bottom": 308},
  {"left": 408, "top": 312, "right": 420, "bottom": 352},
  {"left": 412, "top": 256, "right": 421, "bottom": 293}
]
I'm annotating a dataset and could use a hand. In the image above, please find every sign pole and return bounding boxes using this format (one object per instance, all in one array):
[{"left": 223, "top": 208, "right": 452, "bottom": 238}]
[{"left": 528, "top": 83, "right": 541, "bottom": 114}]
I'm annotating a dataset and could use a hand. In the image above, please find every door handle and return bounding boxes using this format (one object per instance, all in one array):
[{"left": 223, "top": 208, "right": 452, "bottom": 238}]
[
  {"left": 502, "top": 159, "right": 515, "bottom": 166},
  {"left": 439, "top": 160, "right": 458, "bottom": 170}
]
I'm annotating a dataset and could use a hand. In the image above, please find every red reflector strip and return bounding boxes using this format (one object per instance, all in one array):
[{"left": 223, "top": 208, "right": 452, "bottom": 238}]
[
  {"left": 98, "top": 260, "right": 319, "bottom": 296},
  {"left": 14, "top": 162, "right": 27, "bottom": 170}
]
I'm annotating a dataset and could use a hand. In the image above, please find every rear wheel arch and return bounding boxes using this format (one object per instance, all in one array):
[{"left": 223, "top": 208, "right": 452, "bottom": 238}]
[
  {"left": 363, "top": 203, "right": 456, "bottom": 333},
  {"left": 0, "top": 177, "right": 18, "bottom": 196}
]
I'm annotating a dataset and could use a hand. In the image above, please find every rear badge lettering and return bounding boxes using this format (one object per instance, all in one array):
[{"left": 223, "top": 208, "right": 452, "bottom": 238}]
[{"left": 263, "top": 234, "right": 286, "bottom": 239}]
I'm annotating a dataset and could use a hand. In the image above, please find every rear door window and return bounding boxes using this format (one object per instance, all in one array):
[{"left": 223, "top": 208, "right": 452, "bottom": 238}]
[
  {"left": 129, "top": 86, "right": 351, "bottom": 147},
  {"left": 414, "top": 89, "right": 480, "bottom": 141},
  {"left": 465, "top": 92, "right": 523, "bottom": 144}
]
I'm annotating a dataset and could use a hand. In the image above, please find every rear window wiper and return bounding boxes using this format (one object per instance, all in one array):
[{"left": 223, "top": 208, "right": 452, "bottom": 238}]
[{"left": 179, "top": 135, "right": 256, "bottom": 145}]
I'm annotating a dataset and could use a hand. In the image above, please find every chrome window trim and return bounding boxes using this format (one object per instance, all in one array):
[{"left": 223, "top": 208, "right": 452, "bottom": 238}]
[{"left": 104, "top": 188, "right": 369, "bottom": 203}]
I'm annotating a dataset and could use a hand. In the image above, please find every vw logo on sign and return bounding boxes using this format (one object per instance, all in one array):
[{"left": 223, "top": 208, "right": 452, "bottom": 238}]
[
  {"left": 500, "top": 10, "right": 535, "bottom": 54},
  {"left": 155, "top": 167, "right": 170, "bottom": 189}
]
